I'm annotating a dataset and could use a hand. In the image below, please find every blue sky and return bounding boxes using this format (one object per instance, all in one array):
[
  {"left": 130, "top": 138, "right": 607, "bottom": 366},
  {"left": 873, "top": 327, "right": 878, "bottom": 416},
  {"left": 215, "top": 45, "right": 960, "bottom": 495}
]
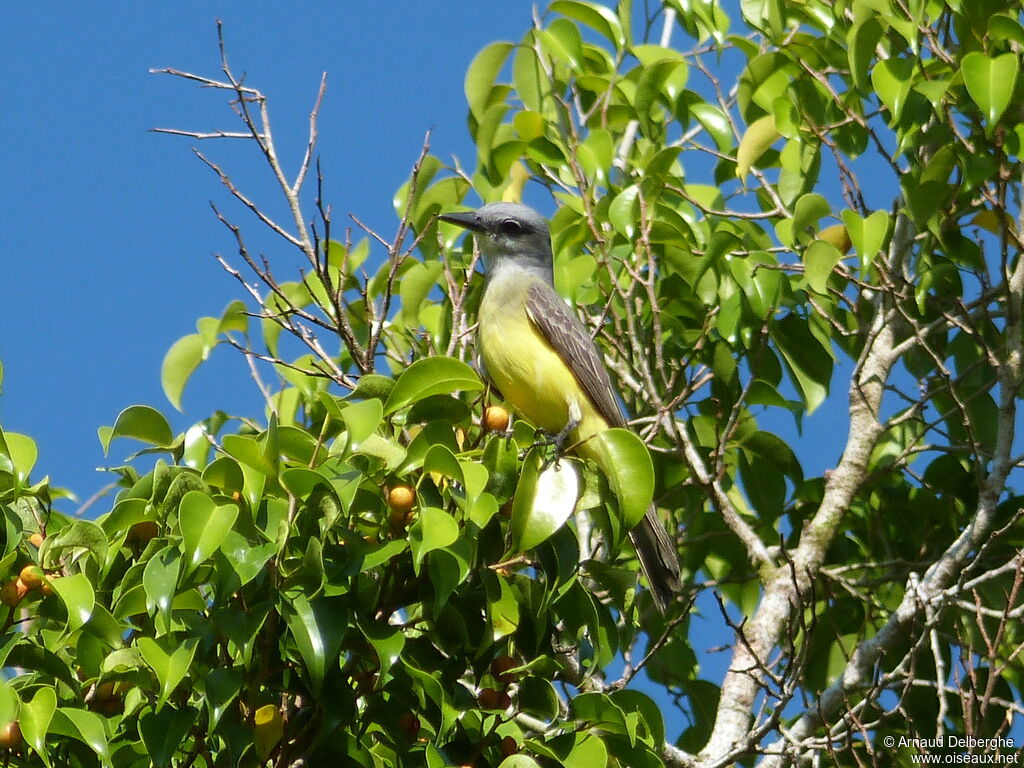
[{"left": 1, "top": 2, "right": 539, "bottom": 500}]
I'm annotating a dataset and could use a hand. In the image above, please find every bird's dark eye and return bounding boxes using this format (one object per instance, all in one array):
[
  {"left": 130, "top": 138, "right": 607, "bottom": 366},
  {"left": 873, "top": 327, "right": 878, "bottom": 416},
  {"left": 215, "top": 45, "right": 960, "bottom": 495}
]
[{"left": 498, "top": 218, "right": 523, "bottom": 236}]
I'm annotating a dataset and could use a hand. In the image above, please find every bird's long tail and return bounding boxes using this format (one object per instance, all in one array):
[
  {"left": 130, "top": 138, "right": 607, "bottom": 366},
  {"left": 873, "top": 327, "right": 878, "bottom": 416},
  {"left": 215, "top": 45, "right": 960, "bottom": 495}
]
[{"left": 628, "top": 505, "right": 682, "bottom": 612}]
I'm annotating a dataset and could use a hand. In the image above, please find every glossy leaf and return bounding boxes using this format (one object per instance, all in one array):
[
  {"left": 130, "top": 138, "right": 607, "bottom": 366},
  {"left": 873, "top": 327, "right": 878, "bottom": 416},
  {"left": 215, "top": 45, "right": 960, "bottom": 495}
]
[
  {"left": 179, "top": 491, "right": 238, "bottom": 575},
  {"left": 550, "top": 0, "right": 625, "bottom": 49},
  {"left": 139, "top": 705, "right": 198, "bottom": 768},
  {"left": 802, "top": 239, "right": 843, "bottom": 294},
  {"left": 340, "top": 398, "right": 383, "bottom": 449},
  {"left": 49, "top": 708, "right": 111, "bottom": 764},
  {"left": 100, "top": 405, "right": 174, "bottom": 454},
  {"left": 592, "top": 429, "right": 654, "bottom": 529},
  {"left": 961, "top": 52, "right": 1019, "bottom": 136},
  {"left": 20, "top": 686, "right": 56, "bottom": 765},
  {"left": 511, "top": 450, "right": 580, "bottom": 552},
  {"left": 410, "top": 507, "right": 460, "bottom": 572},
  {"left": 285, "top": 595, "right": 348, "bottom": 693},
  {"left": 50, "top": 573, "right": 95, "bottom": 633},
  {"left": 383, "top": 357, "right": 482, "bottom": 414},
  {"left": 161, "top": 333, "right": 207, "bottom": 411},
  {"left": 466, "top": 42, "right": 514, "bottom": 122},
  {"left": 139, "top": 636, "right": 199, "bottom": 709}
]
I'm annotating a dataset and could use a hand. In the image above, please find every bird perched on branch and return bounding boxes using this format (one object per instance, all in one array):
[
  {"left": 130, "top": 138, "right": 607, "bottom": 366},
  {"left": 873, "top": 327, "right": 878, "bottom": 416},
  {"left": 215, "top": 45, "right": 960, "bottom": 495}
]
[{"left": 440, "top": 202, "right": 681, "bottom": 611}]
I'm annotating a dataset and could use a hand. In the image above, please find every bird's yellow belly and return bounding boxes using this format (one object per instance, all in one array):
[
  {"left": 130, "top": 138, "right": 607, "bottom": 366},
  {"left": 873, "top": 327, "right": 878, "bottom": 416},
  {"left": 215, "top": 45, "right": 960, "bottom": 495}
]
[{"left": 477, "top": 277, "right": 607, "bottom": 445}]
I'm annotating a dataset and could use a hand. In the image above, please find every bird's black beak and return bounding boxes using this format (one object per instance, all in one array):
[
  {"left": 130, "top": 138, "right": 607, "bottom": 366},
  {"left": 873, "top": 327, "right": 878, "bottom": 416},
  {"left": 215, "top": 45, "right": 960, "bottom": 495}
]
[{"left": 438, "top": 209, "right": 484, "bottom": 232}]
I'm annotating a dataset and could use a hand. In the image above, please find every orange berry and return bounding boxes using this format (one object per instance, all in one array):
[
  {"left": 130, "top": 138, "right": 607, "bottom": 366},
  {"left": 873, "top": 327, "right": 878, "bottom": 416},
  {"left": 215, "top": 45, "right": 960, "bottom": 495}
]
[
  {"left": 477, "top": 687, "right": 510, "bottom": 710},
  {"left": 0, "top": 581, "right": 23, "bottom": 607},
  {"left": 387, "top": 486, "right": 416, "bottom": 531},
  {"left": 387, "top": 486, "right": 415, "bottom": 514},
  {"left": 500, "top": 735, "right": 519, "bottom": 756},
  {"left": 0, "top": 721, "right": 21, "bottom": 749},
  {"left": 18, "top": 565, "right": 44, "bottom": 591},
  {"left": 490, "top": 655, "right": 519, "bottom": 687},
  {"left": 28, "top": 533, "right": 44, "bottom": 548},
  {"left": 483, "top": 405, "right": 510, "bottom": 432},
  {"left": 127, "top": 521, "right": 159, "bottom": 544},
  {"left": 397, "top": 712, "right": 421, "bottom": 739}
]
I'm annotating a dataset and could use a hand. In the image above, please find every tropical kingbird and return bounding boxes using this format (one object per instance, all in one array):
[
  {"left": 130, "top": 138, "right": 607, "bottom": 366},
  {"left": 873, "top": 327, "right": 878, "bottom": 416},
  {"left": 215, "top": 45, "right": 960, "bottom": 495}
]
[{"left": 439, "top": 202, "right": 681, "bottom": 611}]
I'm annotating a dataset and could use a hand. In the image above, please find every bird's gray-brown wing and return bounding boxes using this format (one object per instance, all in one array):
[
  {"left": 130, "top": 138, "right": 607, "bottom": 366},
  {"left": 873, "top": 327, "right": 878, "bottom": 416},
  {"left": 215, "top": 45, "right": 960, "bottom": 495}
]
[{"left": 524, "top": 281, "right": 626, "bottom": 428}]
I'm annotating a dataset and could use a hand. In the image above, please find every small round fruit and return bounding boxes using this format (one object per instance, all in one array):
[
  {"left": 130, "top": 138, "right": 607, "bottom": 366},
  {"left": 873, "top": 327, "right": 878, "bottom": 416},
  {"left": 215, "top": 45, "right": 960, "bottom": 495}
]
[
  {"left": 397, "top": 712, "right": 421, "bottom": 739},
  {"left": 387, "top": 485, "right": 415, "bottom": 514},
  {"left": 18, "top": 565, "right": 44, "bottom": 591},
  {"left": 478, "top": 687, "right": 510, "bottom": 710},
  {"left": 500, "top": 735, "right": 519, "bottom": 756},
  {"left": 0, "top": 721, "right": 21, "bottom": 749},
  {"left": 490, "top": 655, "right": 519, "bottom": 687},
  {"left": 483, "top": 405, "right": 510, "bottom": 433},
  {"left": 127, "top": 521, "right": 159, "bottom": 544},
  {"left": 0, "top": 581, "right": 24, "bottom": 607},
  {"left": 28, "top": 533, "right": 44, "bottom": 548}
]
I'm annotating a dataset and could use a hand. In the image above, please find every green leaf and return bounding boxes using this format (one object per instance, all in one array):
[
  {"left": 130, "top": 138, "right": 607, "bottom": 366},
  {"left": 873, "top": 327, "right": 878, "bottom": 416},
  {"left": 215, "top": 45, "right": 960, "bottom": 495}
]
[
  {"left": 519, "top": 676, "right": 560, "bottom": 721},
  {"left": 612, "top": 689, "right": 665, "bottom": 747},
  {"left": 0, "top": 431, "right": 37, "bottom": 484},
  {"left": 161, "top": 333, "right": 208, "bottom": 411},
  {"left": 221, "top": 434, "right": 277, "bottom": 477},
  {"left": 285, "top": 595, "right": 348, "bottom": 694},
  {"left": 383, "top": 357, "right": 482, "bottom": 414},
  {"left": 340, "top": 398, "right": 383, "bottom": 449},
  {"left": 201, "top": 456, "right": 245, "bottom": 494},
  {"left": 203, "top": 667, "right": 243, "bottom": 731},
  {"left": 592, "top": 429, "right": 654, "bottom": 529},
  {"left": 139, "top": 636, "right": 199, "bottom": 709},
  {"left": 409, "top": 507, "right": 460, "bottom": 573},
  {"left": 689, "top": 102, "right": 732, "bottom": 153},
  {"left": 609, "top": 185, "right": 640, "bottom": 238},
  {"left": 143, "top": 546, "right": 180, "bottom": 634},
  {"left": 871, "top": 57, "right": 914, "bottom": 124},
  {"left": 100, "top": 405, "right": 174, "bottom": 454},
  {"left": 802, "top": 239, "right": 843, "bottom": 294},
  {"left": 0, "top": 681, "right": 17, "bottom": 728},
  {"left": 498, "top": 756, "right": 544, "bottom": 768},
  {"left": 484, "top": 571, "right": 520, "bottom": 641},
  {"left": 513, "top": 33, "right": 546, "bottom": 113},
  {"left": 847, "top": 16, "right": 883, "bottom": 94},
  {"left": 179, "top": 491, "right": 238, "bottom": 575},
  {"left": 399, "top": 261, "right": 444, "bottom": 327},
  {"left": 50, "top": 573, "right": 95, "bottom": 633},
  {"left": 540, "top": 18, "right": 583, "bottom": 68},
  {"left": 790, "top": 193, "right": 831, "bottom": 243},
  {"left": 511, "top": 450, "right": 580, "bottom": 552},
  {"left": 961, "top": 52, "right": 1019, "bottom": 137},
  {"left": 41, "top": 520, "right": 108, "bottom": 571},
  {"left": 550, "top": 0, "right": 625, "bottom": 49},
  {"left": 841, "top": 209, "right": 890, "bottom": 273},
  {"left": 49, "top": 708, "right": 111, "bottom": 765},
  {"left": 771, "top": 314, "right": 832, "bottom": 414},
  {"left": 20, "top": 686, "right": 56, "bottom": 766},
  {"left": 466, "top": 42, "right": 514, "bottom": 122},
  {"left": 139, "top": 705, "right": 198, "bottom": 768}
]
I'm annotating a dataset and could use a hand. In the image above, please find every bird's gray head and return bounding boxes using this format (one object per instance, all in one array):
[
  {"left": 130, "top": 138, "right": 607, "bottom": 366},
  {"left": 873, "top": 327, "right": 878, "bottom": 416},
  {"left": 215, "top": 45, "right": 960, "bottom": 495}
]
[{"left": 439, "top": 202, "right": 553, "bottom": 279}]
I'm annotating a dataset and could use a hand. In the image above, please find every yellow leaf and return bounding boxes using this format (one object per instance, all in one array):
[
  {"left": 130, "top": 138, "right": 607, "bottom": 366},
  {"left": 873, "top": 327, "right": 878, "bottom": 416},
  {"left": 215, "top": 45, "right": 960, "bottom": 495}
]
[
  {"left": 502, "top": 161, "right": 530, "bottom": 203},
  {"left": 819, "top": 224, "right": 852, "bottom": 254},
  {"left": 736, "top": 114, "right": 781, "bottom": 179}
]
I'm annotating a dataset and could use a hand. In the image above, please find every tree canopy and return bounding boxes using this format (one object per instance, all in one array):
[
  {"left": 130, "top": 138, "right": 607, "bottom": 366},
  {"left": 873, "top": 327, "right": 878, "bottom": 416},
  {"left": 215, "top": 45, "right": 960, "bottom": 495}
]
[{"left": 0, "top": 1, "right": 1022, "bottom": 766}]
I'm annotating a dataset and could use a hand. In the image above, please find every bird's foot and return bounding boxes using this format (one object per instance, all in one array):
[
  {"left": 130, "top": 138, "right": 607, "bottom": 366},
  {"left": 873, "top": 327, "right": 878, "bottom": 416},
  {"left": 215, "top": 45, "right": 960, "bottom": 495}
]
[{"left": 530, "top": 417, "right": 580, "bottom": 469}]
